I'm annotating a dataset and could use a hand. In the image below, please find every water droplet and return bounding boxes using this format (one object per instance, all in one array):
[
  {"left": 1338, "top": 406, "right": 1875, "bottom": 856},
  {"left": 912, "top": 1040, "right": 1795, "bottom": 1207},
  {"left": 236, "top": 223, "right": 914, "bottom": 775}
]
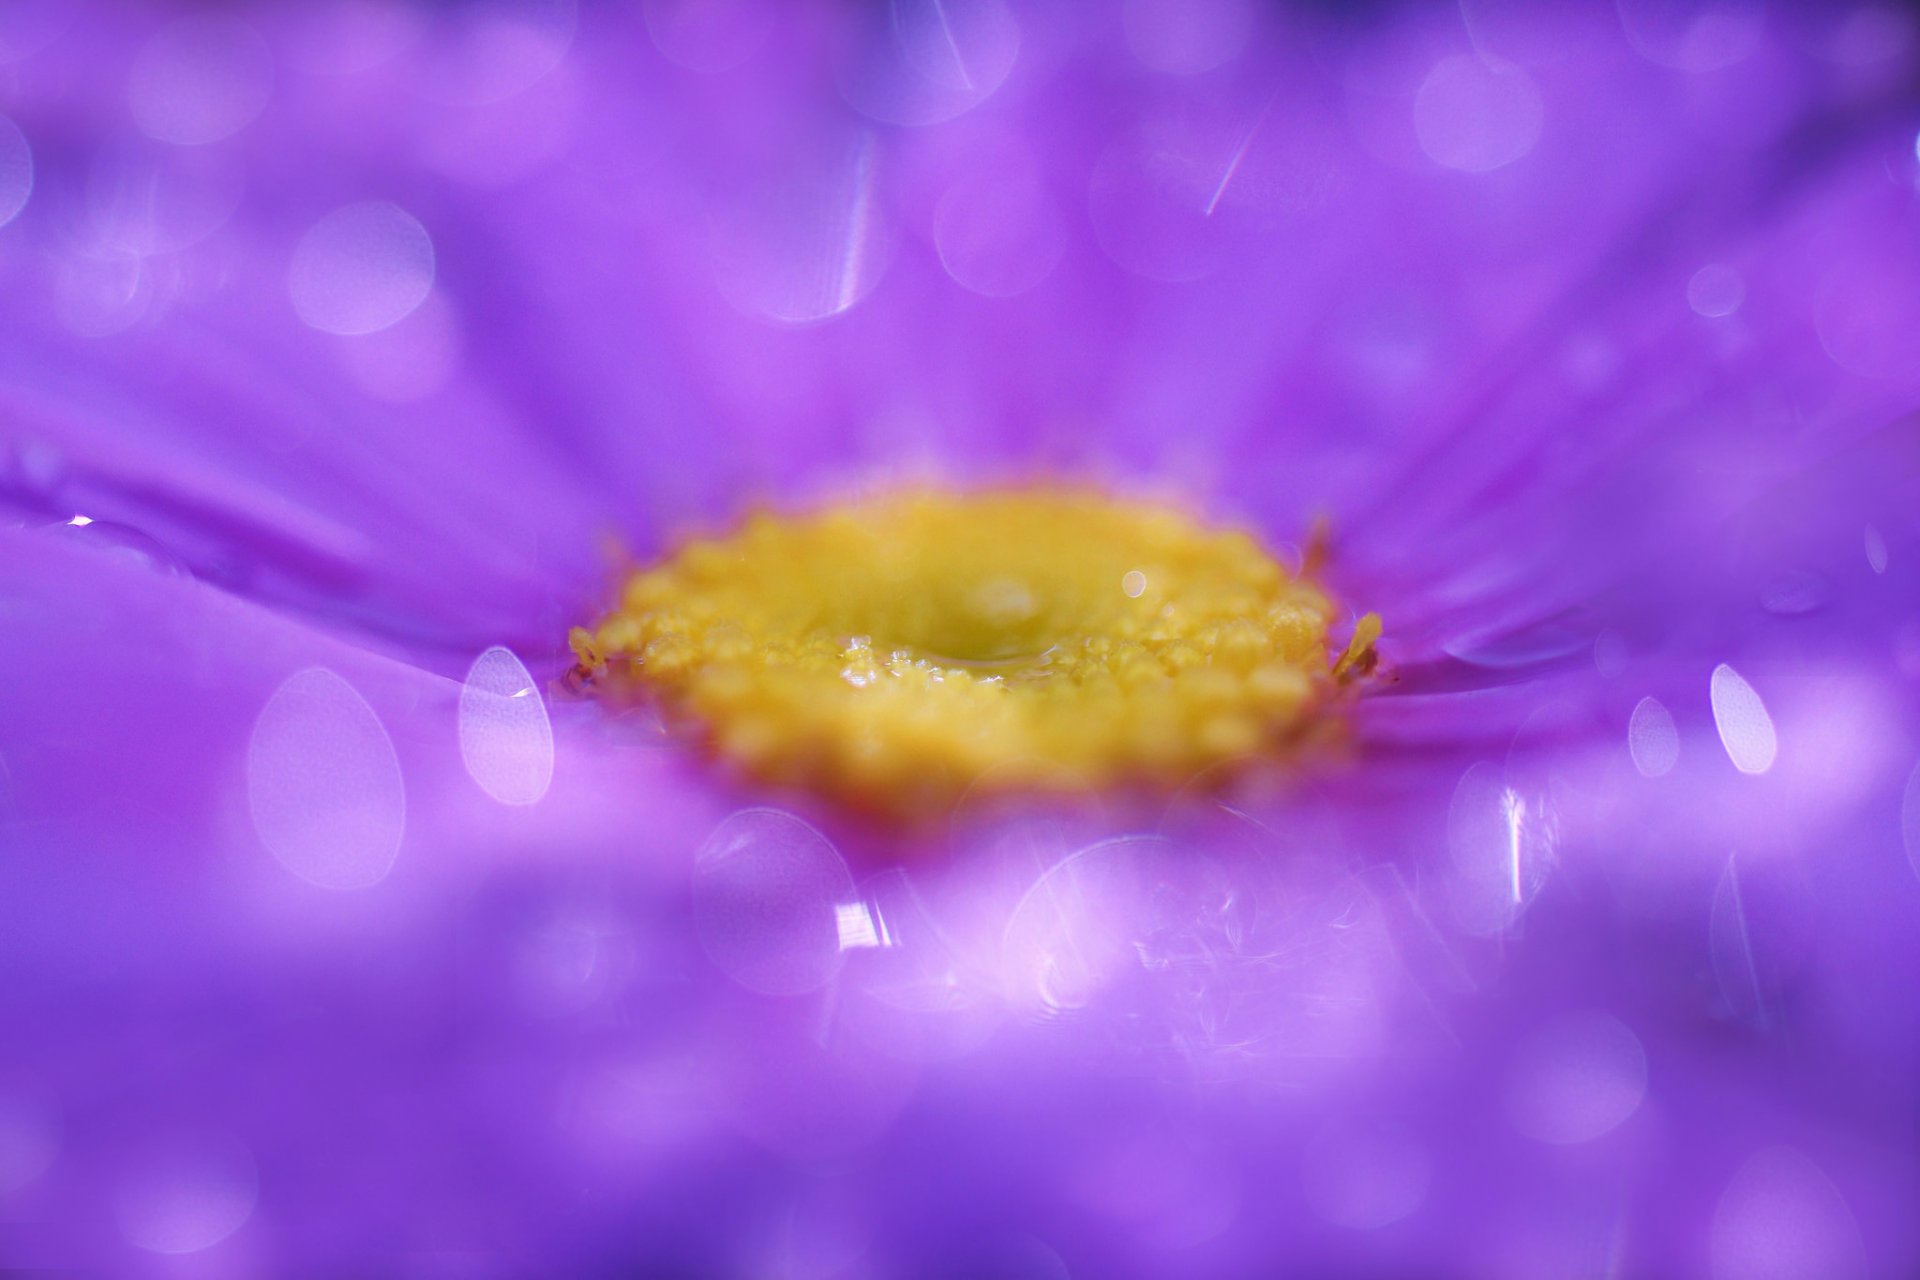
[
  {"left": 459, "top": 646, "right": 554, "bottom": 806},
  {"left": 127, "top": 16, "right": 273, "bottom": 147},
  {"left": 49, "top": 517, "right": 189, "bottom": 577},
  {"left": 1446, "top": 761, "right": 1554, "bottom": 935},
  {"left": 1901, "top": 761, "right": 1920, "bottom": 883},
  {"left": 709, "top": 132, "right": 890, "bottom": 324},
  {"left": 1122, "top": 570, "right": 1147, "bottom": 598},
  {"left": 838, "top": 0, "right": 1021, "bottom": 127},
  {"left": 1710, "top": 663, "right": 1777, "bottom": 775},
  {"left": 1628, "top": 696, "right": 1680, "bottom": 777},
  {"left": 1000, "top": 835, "right": 1187, "bottom": 1016},
  {"left": 693, "top": 809, "right": 855, "bottom": 995},
  {"left": 288, "top": 201, "right": 435, "bottom": 336},
  {"left": 1505, "top": 1011, "right": 1647, "bottom": 1144},
  {"left": 248, "top": 668, "right": 406, "bottom": 890}
]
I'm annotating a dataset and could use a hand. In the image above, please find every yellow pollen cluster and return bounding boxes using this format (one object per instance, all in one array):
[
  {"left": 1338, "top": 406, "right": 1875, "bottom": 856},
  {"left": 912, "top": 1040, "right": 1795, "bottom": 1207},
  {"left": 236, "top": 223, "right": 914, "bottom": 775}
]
[{"left": 571, "top": 489, "right": 1377, "bottom": 819}]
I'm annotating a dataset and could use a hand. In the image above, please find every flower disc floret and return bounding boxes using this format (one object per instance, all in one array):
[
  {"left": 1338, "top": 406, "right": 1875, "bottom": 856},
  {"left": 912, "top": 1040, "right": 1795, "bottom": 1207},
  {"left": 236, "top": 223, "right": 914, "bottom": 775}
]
[{"left": 572, "top": 489, "right": 1376, "bottom": 817}]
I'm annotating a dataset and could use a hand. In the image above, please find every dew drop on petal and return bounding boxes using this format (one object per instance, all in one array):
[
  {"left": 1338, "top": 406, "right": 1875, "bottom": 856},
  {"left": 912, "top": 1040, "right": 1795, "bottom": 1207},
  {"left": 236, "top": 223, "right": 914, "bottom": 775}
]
[
  {"left": 1628, "top": 695, "right": 1680, "bottom": 778},
  {"left": 127, "top": 16, "right": 273, "bottom": 147},
  {"left": 459, "top": 646, "right": 554, "bottom": 807},
  {"left": 1088, "top": 128, "right": 1229, "bottom": 283},
  {"left": 997, "top": 835, "right": 1314, "bottom": 1064},
  {"left": 1710, "top": 663, "right": 1776, "bottom": 775},
  {"left": 1864, "top": 524, "right": 1888, "bottom": 574},
  {"left": 51, "top": 516, "right": 189, "bottom": 577},
  {"left": 642, "top": 0, "right": 775, "bottom": 73},
  {"left": 1711, "top": 1147, "right": 1865, "bottom": 1280},
  {"left": 693, "top": 809, "right": 856, "bottom": 996},
  {"left": 1301, "top": 1121, "right": 1431, "bottom": 1230},
  {"left": 1121, "top": 0, "right": 1256, "bottom": 76},
  {"left": 1412, "top": 55, "right": 1543, "bottom": 173},
  {"left": 112, "top": 1133, "right": 258, "bottom": 1256},
  {"left": 248, "top": 668, "right": 406, "bottom": 890},
  {"left": 933, "top": 161, "right": 1066, "bottom": 299},
  {"left": 709, "top": 132, "right": 890, "bottom": 324},
  {"left": 1616, "top": 0, "right": 1764, "bottom": 73},
  {"left": 1001, "top": 836, "right": 1181, "bottom": 1016},
  {"left": 1122, "top": 570, "right": 1147, "bottom": 598},
  {"left": 289, "top": 202, "right": 435, "bottom": 336},
  {"left": 0, "top": 1096, "right": 59, "bottom": 1195},
  {"left": 1446, "top": 761, "right": 1554, "bottom": 936},
  {"left": 1688, "top": 263, "right": 1745, "bottom": 317},
  {"left": 1505, "top": 1012, "right": 1648, "bottom": 1145},
  {"left": 0, "top": 116, "right": 32, "bottom": 229}
]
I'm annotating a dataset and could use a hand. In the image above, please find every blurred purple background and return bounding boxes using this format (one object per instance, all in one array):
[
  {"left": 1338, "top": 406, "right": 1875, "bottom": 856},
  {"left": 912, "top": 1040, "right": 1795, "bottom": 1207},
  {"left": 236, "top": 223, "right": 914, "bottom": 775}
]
[{"left": 2, "top": 0, "right": 1919, "bottom": 1275}]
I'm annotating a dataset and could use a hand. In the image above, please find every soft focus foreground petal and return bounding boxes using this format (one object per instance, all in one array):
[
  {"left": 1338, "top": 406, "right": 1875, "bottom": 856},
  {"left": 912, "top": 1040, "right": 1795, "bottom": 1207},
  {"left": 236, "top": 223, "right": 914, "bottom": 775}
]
[
  {"left": 5, "top": 527, "right": 1919, "bottom": 1275},
  {"left": 0, "top": 528, "right": 726, "bottom": 1271}
]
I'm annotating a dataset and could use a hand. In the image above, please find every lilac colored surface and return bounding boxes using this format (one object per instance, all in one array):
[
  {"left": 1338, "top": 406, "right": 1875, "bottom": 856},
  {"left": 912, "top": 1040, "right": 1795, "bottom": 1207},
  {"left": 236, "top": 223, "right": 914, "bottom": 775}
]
[{"left": 2, "top": 0, "right": 1919, "bottom": 1275}]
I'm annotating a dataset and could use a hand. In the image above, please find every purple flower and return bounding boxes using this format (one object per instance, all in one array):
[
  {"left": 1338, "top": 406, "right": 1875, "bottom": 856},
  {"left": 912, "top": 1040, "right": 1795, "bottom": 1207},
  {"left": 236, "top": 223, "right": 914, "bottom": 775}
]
[{"left": 4, "top": 1, "right": 1919, "bottom": 1275}]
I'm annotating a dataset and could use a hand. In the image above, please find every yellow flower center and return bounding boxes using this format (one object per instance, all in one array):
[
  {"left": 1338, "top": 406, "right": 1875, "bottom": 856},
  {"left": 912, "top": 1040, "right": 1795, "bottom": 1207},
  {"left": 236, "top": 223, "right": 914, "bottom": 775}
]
[{"left": 571, "top": 489, "right": 1377, "bottom": 819}]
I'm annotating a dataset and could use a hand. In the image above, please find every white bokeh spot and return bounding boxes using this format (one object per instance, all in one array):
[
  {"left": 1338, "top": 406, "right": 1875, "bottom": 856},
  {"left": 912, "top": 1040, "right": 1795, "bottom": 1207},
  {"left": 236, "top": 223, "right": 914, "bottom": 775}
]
[
  {"left": 1710, "top": 663, "right": 1777, "bottom": 775},
  {"left": 112, "top": 1133, "right": 258, "bottom": 1256},
  {"left": 693, "top": 808, "right": 857, "bottom": 996},
  {"left": 1628, "top": 695, "right": 1680, "bottom": 778},
  {"left": 248, "top": 667, "right": 406, "bottom": 890},
  {"left": 459, "top": 646, "right": 554, "bottom": 806},
  {"left": 127, "top": 16, "right": 273, "bottom": 147},
  {"left": 289, "top": 201, "right": 436, "bottom": 336},
  {"left": 1413, "top": 55, "right": 1543, "bottom": 173},
  {"left": 1505, "top": 1011, "right": 1648, "bottom": 1145}
]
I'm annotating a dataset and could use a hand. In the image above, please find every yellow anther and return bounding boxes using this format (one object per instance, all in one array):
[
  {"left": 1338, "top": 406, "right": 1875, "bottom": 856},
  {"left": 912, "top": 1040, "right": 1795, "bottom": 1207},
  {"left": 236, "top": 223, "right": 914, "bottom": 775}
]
[{"left": 573, "top": 489, "right": 1377, "bottom": 819}]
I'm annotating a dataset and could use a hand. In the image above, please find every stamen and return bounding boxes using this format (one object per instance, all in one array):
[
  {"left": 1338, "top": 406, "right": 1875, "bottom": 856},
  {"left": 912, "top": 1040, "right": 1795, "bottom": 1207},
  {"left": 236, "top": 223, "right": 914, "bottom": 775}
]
[{"left": 572, "top": 489, "right": 1377, "bottom": 819}]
